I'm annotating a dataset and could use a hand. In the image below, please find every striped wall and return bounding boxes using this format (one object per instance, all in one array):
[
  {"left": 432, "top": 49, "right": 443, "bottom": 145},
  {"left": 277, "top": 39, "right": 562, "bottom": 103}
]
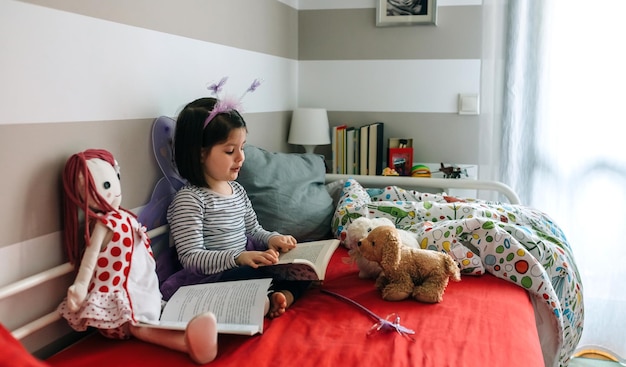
[
  {"left": 296, "top": 1, "right": 486, "bottom": 168},
  {"left": 0, "top": 0, "right": 492, "bottom": 356}
]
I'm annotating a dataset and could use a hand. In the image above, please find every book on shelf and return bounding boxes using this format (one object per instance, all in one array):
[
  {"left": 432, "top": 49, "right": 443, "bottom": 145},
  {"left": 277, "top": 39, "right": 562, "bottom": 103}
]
[
  {"left": 345, "top": 127, "right": 356, "bottom": 175},
  {"left": 353, "top": 128, "right": 360, "bottom": 174},
  {"left": 338, "top": 126, "right": 347, "bottom": 174},
  {"left": 332, "top": 125, "right": 347, "bottom": 174},
  {"left": 333, "top": 122, "right": 384, "bottom": 175},
  {"left": 359, "top": 124, "right": 369, "bottom": 174},
  {"left": 367, "top": 122, "right": 384, "bottom": 176},
  {"left": 140, "top": 238, "right": 340, "bottom": 335},
  {"left": 339, "top": 126, "right": 346, "bottom": 174}
]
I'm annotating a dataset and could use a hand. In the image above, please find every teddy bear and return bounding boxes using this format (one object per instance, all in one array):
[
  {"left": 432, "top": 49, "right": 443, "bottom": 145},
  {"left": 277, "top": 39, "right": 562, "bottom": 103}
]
[
  {"left": 357, "top": 225, "right": 461, "bottom": 303},
  {"left": 344, "top": 216, "right": 419, "bottom": 279}
]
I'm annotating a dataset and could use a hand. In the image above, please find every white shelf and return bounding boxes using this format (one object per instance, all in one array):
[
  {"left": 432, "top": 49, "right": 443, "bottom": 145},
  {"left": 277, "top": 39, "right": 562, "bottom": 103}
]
[{"left": 421, "top": 163, "right": 477, "bottom": 198}]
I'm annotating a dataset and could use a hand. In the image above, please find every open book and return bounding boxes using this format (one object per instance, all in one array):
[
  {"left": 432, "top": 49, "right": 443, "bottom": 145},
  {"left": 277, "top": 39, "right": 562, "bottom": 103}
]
[
  {"left": 145, "top": 278, "right": 271, "bottom": 335},
  {"left": 141, "top": 238, "right": 340, "bottom": 335},
  {"left": 267, "top": 238, "right": 340, "bottom": 281}
]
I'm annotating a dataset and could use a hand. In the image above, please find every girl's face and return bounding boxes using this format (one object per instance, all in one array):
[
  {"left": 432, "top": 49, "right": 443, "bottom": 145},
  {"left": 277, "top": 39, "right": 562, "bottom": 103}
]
[{"left": 201, "top": 127, "right": 247, "bottom": 188}]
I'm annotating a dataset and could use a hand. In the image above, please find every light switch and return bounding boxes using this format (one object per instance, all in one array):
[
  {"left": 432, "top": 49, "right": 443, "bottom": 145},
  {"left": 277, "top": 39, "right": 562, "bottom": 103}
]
[{"left": 458, "top": 93, "right": 479, "bottom": 115}]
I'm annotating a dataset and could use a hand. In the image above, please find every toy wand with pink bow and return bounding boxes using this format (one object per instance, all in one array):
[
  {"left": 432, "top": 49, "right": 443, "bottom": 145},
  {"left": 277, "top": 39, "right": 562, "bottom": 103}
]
[{"left": 321, "top": 289, "right": 415, "bottom": 341}]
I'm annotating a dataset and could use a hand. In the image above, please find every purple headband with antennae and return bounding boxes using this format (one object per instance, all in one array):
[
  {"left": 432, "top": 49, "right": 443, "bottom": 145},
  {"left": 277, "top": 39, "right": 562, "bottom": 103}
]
[{"left": 203, "top": 77, "right": 262, "bottom": 128}]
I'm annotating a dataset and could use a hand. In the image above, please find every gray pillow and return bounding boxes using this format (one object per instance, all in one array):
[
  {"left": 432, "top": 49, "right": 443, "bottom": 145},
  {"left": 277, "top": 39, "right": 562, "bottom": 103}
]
[{"left": 237, "top": 145, "right": 333, "bottom": 242}]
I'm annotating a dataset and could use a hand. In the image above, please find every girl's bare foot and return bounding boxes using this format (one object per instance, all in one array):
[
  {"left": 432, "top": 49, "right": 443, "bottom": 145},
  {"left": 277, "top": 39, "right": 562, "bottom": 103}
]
[
  {"left": 185, "top": 312, "right": 218, "bottom": 364},
  {"left": 268, "top": 290, "right": 294, "bottom": 318}
]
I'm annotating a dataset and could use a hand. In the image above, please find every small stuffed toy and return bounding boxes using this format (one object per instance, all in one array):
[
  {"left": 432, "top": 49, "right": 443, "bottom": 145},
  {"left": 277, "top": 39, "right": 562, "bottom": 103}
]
[
  {"left": 57, "top": 149, "right": 218, "bottom": 364},
  {"left": 357, "top": 225, "right": 461, "bottom": 303},
  {"left": 345, "top": 217, "right": 418, "bottom": 279}
]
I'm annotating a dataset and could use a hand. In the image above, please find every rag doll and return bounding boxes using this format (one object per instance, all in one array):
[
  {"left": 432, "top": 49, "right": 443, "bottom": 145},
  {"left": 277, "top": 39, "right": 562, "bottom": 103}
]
[{"left": 57, "top": 149, "right": 217, "bottom": 364}]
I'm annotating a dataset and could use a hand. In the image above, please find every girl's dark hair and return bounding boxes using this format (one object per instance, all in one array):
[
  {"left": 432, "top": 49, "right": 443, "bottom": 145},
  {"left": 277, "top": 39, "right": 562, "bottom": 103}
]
[{"left": 174, "top": 97, "right": 247, "bottom": 187}]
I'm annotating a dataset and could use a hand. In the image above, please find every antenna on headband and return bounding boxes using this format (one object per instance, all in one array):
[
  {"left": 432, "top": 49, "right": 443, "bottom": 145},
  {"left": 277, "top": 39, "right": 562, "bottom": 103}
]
[{"left": 203, "top": 77, "right": 262, "bottom": 128}]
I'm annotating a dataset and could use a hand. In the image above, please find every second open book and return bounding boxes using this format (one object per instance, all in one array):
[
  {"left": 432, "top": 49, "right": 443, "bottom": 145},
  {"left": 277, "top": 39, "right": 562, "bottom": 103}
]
[{"left": 141, "top": 238, "right": 340, "bottom": 335}]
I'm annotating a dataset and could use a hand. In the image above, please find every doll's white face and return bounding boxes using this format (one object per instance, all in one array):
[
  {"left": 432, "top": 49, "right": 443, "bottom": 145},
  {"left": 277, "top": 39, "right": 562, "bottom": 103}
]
[{"left": 86, "top": 158, "right": 122, "bottom": 210}]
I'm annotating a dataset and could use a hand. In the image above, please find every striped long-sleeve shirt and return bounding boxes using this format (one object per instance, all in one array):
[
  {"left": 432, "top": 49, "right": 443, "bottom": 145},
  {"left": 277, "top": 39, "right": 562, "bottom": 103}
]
[{"left": 166, "top": 181, "right": 278, "bottom": 275}]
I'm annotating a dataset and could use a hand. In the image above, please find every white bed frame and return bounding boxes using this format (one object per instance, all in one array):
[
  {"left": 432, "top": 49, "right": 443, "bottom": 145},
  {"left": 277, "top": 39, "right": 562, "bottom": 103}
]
[
  {"left": 325, "top": 174, "right": 521, "bottom": 204},
  {"left": 0, "top": 174, "right": 520, "bottom": 355}
]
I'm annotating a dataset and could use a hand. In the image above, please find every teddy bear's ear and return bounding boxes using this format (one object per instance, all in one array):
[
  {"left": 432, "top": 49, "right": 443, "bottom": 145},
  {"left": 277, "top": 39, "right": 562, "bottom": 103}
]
[{"left": 381, "top": 229, "right": 402, "bottom": 269}]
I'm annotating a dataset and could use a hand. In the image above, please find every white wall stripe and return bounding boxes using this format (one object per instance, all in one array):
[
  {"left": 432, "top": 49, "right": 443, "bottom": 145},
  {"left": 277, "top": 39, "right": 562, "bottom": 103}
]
[
  {"left": 0, "top": 232, "right": 64, "bottom": 289},
  {"left": 298, "top": 59, "right": 480, "bottom": 113},
  {"left": 2, "top": 1, "right": 483, "bottom": 124},
  {"left": 0, "top": 1, "right": 297, "bottom": 125}
]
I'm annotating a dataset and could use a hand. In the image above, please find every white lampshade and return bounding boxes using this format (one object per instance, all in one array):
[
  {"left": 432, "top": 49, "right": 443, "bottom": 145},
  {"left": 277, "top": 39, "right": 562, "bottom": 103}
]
[{"left": 288, "top": 108, "right": 331, "bottom": 154}]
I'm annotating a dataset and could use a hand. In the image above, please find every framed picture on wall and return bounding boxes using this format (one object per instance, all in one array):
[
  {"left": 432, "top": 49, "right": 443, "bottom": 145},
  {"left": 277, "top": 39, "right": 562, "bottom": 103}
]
[{"left": 376, "top": 0, "right": 438, "bottom": 27}]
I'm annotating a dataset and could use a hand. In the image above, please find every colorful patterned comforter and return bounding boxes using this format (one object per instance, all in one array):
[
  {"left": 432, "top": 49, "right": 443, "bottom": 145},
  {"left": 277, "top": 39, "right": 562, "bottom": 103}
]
[{"left": 332, "top": 179, "right": 584, "bottom": 367}]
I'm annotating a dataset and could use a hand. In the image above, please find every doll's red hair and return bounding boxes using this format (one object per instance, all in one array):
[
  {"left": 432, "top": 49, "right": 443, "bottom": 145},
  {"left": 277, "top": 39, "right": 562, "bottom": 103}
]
[{"left": 61, "top": 149, "right": 121, "bottom": 266}]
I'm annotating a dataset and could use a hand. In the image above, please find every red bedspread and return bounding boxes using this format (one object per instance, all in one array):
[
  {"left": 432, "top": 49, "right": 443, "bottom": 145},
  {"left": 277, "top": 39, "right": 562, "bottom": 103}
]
[{"left": 47, "top": 247, "right": 543, "bottom": 367}]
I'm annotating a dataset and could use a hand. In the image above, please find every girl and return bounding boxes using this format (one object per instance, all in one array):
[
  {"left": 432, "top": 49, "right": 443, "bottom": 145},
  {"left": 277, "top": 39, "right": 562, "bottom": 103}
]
[
  {"left": 167, "top": 97, "right": 310, "bottom": 318},
  {"left": 58, "top": 149, "right": 218, "bottom": 364}
]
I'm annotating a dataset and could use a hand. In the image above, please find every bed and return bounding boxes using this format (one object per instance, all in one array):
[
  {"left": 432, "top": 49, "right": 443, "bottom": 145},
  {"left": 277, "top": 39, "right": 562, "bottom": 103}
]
[{"left": 3, "top": 138, "right": 583, "bottom": 367}]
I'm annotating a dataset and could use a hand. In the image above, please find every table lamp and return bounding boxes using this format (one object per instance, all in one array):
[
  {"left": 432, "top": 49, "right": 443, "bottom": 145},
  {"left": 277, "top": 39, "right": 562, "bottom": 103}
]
[{"left": 287, "top": 108, "right": 331, "bottom": 154}]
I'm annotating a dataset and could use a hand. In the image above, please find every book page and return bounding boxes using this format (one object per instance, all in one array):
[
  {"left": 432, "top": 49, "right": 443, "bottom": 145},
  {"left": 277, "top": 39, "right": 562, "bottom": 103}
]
[
  {"left": 271, "top": 239, "right": 339, "bottom": 280},
  {"left": 277, "top": 239, "right": 338, "bottom": 268},
  {"left": 157, "top": 278, "right": 272, "bottom": 335}
]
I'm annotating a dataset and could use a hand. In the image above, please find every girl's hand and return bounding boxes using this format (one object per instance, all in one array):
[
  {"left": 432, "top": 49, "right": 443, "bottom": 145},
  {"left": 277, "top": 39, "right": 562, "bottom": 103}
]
[
  {"left": 269, "top": 235, "right": 297, "bottom": 253},
  {"left": 236, "top": 249, "right": 279, "bottom": 268}
]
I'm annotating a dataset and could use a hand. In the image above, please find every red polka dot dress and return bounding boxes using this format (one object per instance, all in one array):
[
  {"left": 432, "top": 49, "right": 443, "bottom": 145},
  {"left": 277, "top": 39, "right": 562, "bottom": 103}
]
[{"left": 58, "top": 210, "right": 162, "bottom": 339}]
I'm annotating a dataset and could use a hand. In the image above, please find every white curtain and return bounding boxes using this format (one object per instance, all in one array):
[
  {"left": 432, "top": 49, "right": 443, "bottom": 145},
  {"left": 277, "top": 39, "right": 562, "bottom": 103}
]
[{"left": 498, "top": 0, "right": 626, "bottom": 363}]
